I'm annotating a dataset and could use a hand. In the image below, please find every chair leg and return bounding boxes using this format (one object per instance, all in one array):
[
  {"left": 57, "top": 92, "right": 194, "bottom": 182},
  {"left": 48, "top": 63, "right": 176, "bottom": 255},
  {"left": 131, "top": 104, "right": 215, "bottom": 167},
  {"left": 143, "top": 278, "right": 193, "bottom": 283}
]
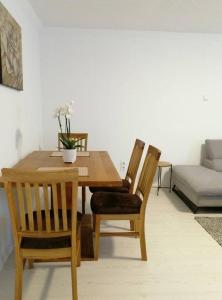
[
  {"left": 28, "top": 259, "right": 34, "bottom": 269},
  {"left": 134, "top": 220, "right": 140, "bottom": 235},
  {"left": 82, "top": 187, "right": 86, "bottom": 214},
  {"left": 130, "top": 220, "right": 135, "bottom": 231},
  {"left": 71, "top": 254, "right": 78, "bottom": 300},
  {"left": 94, "top": 215, "right": 100, "bottom": 260},
  {"left": 77, "top": 239, "right": 81, "bottom": 267},
  {"left": 23, "top": 259, "right": 26, "bottom": 268},
  {"left": 15, "top": 253, "right": 23, "bottom": 300},
  {"left": 139, "top": 224, "right": 147, "bottom": 261}
]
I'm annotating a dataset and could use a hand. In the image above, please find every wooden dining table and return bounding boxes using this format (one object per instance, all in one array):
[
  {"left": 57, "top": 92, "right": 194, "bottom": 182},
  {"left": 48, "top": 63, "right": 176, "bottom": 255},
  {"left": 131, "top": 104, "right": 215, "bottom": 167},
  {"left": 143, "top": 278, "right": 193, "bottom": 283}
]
[
  {"left": 3, "top": 150, "right": 122, "bottom": 186},
  {"left": 0, "top": 150, "right": 122, "bottom": 260}
]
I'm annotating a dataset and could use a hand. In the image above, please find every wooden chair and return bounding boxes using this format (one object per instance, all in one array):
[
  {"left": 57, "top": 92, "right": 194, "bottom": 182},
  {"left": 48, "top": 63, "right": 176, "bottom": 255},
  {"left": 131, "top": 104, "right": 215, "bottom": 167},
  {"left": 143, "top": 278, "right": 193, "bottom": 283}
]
[
  {"left": 2, "top": 168, "right": 81, "bottom": 300},
  {"left": 90, "top": 139, "right": 145, "bottom": 194},
  {"left": 90, "top": 145, "right": 161, "bottom": 260},
  {"left": 58, "top": 132, "right": 88, "bottom": 214}
]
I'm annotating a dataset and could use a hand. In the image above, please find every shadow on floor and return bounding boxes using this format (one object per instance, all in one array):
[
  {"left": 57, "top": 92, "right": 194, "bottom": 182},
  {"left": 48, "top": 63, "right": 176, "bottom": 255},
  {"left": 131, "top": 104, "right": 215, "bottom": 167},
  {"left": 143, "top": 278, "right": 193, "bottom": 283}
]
[{"left": 157, "top": 188, "right": 190, "bottom": 213}]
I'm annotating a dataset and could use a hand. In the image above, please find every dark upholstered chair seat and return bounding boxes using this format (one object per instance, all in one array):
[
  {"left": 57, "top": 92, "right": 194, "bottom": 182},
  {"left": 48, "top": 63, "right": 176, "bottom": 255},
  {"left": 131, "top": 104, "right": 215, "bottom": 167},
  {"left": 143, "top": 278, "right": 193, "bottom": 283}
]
[
  {"left": 21, "top": 236, "right": 72, "bottom": 249},
  {"left": 89, "top": 179, "right": 130, "bottom": 194},
  {"left": 91, "top": 192, "right": 142, "bottom": 214},
  {"left": 21, "top": 210, "right": 82, "bottom": 250}
]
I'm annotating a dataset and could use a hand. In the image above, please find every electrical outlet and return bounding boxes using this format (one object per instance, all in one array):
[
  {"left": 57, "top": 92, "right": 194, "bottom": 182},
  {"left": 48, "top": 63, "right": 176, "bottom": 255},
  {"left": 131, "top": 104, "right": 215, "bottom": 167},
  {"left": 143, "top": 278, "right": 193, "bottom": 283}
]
[{"left": 120, "top": 161, "right": 126, "bottom": 172}]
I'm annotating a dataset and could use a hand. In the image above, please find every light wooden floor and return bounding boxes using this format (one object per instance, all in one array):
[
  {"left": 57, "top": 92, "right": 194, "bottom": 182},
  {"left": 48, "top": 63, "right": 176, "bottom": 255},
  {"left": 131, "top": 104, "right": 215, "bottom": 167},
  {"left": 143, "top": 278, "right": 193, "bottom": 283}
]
[{"left": 1, "top": 188, "right": 222, "bottom": 300}]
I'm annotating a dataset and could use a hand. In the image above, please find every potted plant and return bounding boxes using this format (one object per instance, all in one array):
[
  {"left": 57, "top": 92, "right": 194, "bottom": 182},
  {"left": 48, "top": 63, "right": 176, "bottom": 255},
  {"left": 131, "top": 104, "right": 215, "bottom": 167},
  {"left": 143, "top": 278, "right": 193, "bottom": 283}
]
[{"left": 54, "top": 101, "right": 82, "bottom": 163}]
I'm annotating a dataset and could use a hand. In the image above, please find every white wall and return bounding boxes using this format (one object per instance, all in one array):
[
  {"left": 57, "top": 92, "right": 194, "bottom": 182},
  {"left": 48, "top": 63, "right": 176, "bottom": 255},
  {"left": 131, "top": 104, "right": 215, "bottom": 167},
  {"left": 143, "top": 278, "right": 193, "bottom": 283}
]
[
  {"left": 0, "top": 0, "right": 43, "bottom": 270},
  {"left": 41, "top": 28, "right": 222, "bottom": 171}
]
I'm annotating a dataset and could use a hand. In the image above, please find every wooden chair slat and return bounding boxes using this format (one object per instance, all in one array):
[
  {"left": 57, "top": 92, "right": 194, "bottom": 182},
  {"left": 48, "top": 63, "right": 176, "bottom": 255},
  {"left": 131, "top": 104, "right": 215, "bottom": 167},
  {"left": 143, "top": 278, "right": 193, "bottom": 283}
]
[
  {"left": 25, "top": 183, "right": 34, "bottom": 232},
  {"left": 16, "top": 182, "right": 26, "bottom": 231},
  {"left": 125, "top": 139, "right": 145, "bottom": 193},
  {"left": 60, "top": 182, "right": 68, "bottom": 231},
  {"left": 43, "top": 183, "right": 51, "bottom": 232},
  {"left": 52, "top": 183, "right": 59, "bottom": 231},
  {"left": 34, "top": 183, "right": 42, "bottom": 231},
  {"left": 7, "top": 182, "right": 20, "bottom": 235}
]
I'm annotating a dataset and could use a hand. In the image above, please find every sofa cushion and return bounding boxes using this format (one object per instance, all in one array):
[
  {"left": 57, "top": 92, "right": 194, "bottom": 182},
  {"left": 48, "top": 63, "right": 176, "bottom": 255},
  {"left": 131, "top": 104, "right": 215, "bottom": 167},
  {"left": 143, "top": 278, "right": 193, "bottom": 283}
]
[
  {"left": 201, "top": 158, "right": 222, "bottom": 172},
  {"left": 173, "top": 165, "right": 222, "bottom": 196},
  {"left": 205, "top": 139, "right": 222, "bottom": 159},
  {"left": 211, "top": 159, "right": 222, "bottom": 172}
]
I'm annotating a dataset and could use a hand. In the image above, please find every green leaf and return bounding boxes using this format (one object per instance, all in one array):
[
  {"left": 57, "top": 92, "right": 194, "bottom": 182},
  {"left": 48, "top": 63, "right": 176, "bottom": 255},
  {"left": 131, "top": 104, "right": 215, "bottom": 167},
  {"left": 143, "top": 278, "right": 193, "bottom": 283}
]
[{"left": 59, "top": 137, "right": 84, "bottom": 149}]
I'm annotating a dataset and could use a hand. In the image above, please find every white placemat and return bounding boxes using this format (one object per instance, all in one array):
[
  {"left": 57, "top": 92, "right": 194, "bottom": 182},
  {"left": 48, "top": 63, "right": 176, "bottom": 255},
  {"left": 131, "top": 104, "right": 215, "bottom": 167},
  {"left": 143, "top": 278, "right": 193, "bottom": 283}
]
[
  {"left": 77, "top": 151, "right": 89, "bottom": 157},
  {"left": 50, "top": 152, "right": 62, "bottom": 157},
  {"left": 50, "top": 151, "right": 89, "bottom": 157},
  {"left": 37, "top": 166, "right": 88, "bottom": 176}
]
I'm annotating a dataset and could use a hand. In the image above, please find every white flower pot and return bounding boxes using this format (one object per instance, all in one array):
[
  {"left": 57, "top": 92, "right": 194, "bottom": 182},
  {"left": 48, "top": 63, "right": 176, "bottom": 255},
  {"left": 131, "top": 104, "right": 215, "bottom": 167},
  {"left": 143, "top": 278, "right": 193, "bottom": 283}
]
[{"left": 62, "top": 149, "right": 77, "bottom": 163}]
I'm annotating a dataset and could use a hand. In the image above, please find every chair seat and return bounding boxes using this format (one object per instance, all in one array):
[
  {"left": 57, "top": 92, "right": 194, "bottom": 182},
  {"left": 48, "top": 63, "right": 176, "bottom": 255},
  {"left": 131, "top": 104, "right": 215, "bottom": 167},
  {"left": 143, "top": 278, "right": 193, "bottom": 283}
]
[
  {"left": 21, "top": 236, "right": 72, "bottom": 249},
  {"left": 89, "top": 179, "right": 130, "bottom": 194},
  {"left": 21, "top": 210, "right": 82, "bottom": 250},
  {"left": 91, "top": 192, "right": 142, "bottom": 214}
]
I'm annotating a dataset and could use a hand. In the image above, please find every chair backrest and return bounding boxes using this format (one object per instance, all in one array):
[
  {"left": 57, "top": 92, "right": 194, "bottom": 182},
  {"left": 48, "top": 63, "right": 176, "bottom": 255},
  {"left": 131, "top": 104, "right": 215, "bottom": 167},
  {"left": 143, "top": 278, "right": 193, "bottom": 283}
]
[
  {"left": 2, "top": 168, "right": 78, "bottom": 246},
  {"left": 58, "top": 132, "right": 88, "bottom": 151},
  {"left": 135, "top": 145, "right": 161, "bottom": 217},
  {"left": 125, "top": 139, "right": 145, "bottom": 193}
]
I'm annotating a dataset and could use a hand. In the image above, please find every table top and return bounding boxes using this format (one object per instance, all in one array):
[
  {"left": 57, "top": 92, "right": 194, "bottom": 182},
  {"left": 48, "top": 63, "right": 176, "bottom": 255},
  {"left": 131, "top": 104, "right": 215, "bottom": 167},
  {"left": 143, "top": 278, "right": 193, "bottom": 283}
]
[{"left": 0, "top": 151, "right": 122, "bottom": 187}]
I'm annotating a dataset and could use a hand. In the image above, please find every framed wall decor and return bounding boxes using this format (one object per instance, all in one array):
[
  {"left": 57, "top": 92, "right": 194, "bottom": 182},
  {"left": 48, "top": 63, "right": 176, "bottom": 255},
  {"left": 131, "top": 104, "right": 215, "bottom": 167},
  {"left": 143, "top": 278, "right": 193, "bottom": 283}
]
[{"left": 0, "top": 2, "right": 23, "bottom": 90}]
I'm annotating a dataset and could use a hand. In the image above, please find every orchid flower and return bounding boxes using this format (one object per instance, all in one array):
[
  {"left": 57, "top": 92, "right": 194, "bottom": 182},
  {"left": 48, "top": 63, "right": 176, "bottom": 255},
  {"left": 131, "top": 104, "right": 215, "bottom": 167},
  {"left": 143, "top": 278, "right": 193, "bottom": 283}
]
[{"left": 53, "top": 101, "right": 83, "bottom": 150}]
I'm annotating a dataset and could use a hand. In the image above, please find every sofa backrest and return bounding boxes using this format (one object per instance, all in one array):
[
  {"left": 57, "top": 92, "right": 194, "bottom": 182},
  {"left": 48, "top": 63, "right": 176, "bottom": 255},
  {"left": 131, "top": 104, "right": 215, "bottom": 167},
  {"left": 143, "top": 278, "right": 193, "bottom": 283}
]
[
  {"left": 205, "top": 139, "right": 222, "bottom": 159},
  {"left": 202, "top": 140, "right": 222, "bottom": 172}
]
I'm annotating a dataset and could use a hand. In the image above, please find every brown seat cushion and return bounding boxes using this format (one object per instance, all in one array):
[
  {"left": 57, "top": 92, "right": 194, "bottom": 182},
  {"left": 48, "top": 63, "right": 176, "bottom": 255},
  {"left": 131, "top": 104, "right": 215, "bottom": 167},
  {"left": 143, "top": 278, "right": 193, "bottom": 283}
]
[
  {"left": 91, "top": 192, "right": 142, "bottom": 214},
  {"left": 21, "top": 236, "right": 72, "bottom": 249},
  {"left": 21, "top": 210, "right": 82, "bottom": 250},
  {"left": 89, "top": 179, "right": 130, "bottom": 194}
]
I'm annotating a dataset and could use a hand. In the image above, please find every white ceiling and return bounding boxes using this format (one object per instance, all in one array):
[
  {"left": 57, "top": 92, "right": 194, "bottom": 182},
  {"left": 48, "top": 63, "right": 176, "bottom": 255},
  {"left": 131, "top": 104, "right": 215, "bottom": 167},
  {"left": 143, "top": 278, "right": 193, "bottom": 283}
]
[{"left": 29, "top": 0, "right": 222, "bottom": 33}]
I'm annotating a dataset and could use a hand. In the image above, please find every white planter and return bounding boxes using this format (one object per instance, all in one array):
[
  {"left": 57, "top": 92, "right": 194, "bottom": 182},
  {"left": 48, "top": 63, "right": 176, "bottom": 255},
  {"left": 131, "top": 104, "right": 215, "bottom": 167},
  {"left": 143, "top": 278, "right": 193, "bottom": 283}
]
[{"left": 62, "top": 149, "right": 77, "bottom": 163}]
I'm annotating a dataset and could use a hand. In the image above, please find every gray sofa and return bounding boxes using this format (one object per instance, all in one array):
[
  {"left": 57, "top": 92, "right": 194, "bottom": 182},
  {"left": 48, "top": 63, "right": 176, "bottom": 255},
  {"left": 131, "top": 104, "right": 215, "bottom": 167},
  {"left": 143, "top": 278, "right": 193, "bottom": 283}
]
[{"left": 173, "top": 140, "right": 222, "bottom": 213}]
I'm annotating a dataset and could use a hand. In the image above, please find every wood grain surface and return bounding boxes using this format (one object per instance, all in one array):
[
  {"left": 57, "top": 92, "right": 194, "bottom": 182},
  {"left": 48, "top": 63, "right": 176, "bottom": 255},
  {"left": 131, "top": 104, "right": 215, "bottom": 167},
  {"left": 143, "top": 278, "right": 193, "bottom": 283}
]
[{"left": 0, "top": 151, "right": 121, "bottom": 187}]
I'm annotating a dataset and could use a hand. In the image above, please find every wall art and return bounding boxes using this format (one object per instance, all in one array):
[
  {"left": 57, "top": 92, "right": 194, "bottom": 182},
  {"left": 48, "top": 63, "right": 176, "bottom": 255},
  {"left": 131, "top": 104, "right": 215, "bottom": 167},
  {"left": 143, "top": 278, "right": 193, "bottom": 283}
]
[{"left": 0, "top": 2, "right": 23, "bottom": 90}]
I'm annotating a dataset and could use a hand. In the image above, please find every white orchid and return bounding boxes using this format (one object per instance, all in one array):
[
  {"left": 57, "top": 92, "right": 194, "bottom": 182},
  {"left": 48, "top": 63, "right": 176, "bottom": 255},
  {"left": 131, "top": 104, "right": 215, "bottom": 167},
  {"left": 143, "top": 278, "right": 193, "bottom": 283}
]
[
  {"left": 60, "top": 106, "right": 68, "bottom": 117},
  {"left": 59, "top": 102, "right": 74, "bottom": 117},
  {"left": 53, "top": 106, "right": 62, "bottom": 118},
  {"left": 66, "top": 114, "right": 72, "bottom": 119},
  {"left": 53, "top": 101, "right": 74, "bottom": 118},
  {"left": 53, "top": 101, "right": 82, "bottom": 150}
]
